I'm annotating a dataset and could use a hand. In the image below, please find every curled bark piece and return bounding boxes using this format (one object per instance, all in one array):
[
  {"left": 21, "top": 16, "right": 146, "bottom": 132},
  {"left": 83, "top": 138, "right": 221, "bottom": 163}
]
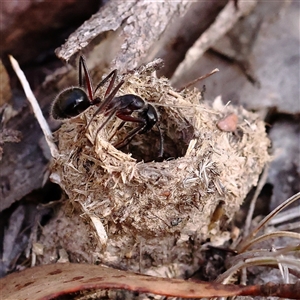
[{"left": 56, "top": 1, "right": 191, "bottom": 74}]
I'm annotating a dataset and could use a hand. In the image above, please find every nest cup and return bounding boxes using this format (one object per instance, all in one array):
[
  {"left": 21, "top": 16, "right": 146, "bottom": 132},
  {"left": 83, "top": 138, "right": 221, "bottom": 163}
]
[{"left": 50, "top": 61, "right": 270, "bottom": 274}]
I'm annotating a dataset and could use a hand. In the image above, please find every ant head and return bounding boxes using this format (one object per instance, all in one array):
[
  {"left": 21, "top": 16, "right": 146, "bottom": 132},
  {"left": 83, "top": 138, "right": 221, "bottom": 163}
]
[
  {"left": 140, "top": 104, "right": 158, "bottom": 133},
  {"left": 51, "top": 87, "right": 91, "bottom": 120}
]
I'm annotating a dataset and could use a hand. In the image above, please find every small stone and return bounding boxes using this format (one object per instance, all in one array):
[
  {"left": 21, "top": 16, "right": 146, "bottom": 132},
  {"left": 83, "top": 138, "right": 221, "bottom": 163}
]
[{"left": 217, "top": 113, "right": 238, "bottom": 132}]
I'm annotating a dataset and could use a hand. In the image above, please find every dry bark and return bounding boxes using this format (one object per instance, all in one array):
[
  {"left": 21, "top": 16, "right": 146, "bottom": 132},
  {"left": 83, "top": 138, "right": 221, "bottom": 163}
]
[
  {"left": 0, "top": 0, "right": 191, "bottom": 212},
  {"left": 56, "top": 0, "right": 191, "bottom": 74}
]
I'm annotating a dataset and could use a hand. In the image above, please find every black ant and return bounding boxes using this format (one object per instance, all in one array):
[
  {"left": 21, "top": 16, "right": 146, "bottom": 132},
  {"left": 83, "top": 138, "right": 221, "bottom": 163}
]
[
  {"left": 51, "top": 56, "right": 123, "bottom": 120},
  {"left": 51, "top": 56, "right": 164, "bottom": 158}
]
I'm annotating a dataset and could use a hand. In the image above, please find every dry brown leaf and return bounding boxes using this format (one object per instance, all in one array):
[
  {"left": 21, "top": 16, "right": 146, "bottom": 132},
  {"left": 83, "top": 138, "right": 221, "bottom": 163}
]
[{"left": 1, "top": 263, "right": 299, "bottom": 299}]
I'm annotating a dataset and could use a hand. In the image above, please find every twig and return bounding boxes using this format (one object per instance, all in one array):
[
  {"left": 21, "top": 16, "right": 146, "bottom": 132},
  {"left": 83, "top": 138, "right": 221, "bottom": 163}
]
[
  {"left": 239, "top": 164, "right": 269, "bottom": 284},
  {"left": 243, "top": 165, "right": 270, "bottom": 238},
  {"left": 9, "top": 55, "right": 59, "bottom": 159},
  {"left": 171, "top": 0, "right": 257, "bottom": 85},
  {"left": 177, "top": 68, "right": 219, "bottom": 92}
]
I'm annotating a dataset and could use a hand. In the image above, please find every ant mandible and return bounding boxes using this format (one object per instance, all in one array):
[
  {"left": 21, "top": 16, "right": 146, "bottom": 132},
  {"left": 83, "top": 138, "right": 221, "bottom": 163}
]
[{"left": 51, "top": 55, "right": 164, "bottom": 158}]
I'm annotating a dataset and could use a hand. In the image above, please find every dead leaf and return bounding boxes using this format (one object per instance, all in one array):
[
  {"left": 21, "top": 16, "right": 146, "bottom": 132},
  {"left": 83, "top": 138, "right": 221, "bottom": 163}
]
[{"left": 1, "top": 263, "right": 299, "bottom": 300}]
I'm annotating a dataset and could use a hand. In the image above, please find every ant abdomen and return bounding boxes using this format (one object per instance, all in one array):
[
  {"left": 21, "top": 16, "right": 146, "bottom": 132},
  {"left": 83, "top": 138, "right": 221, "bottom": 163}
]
[{"left": 52, "top": 87, "right": 91, "bottom": 120}]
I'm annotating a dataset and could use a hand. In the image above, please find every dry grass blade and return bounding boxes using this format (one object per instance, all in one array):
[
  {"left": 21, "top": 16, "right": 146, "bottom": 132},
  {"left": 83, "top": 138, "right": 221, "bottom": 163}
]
[
  {"left": 237, "top": 192, "right": 300, "bottom": 252},
  {"left": 228, "top": 244, "right": 300, "bottom": 266},
  {"left": 239, "top": 231, "right": 300, "bottom": 253},
  {"left": 269, "top": 206, "right": 300, "bottom": 225},
  {"left": 216, "top": 256, "right": 300, "bottom": 284},
  {"left": 276, "top": 221, "right": 300, "bottom": 231},
  {"left": 8, "top": 55, "right": 58, "bottom": 158}
]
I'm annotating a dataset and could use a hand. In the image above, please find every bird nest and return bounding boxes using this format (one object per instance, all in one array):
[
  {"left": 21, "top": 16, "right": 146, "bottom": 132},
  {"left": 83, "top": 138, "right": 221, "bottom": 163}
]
[{"left": 50, "top": 61, "right": 270, "bottom": 275}]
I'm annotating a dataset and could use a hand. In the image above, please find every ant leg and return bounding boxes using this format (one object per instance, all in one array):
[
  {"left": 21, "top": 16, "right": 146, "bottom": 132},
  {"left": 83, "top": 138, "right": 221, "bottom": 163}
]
[
  {"left": 86, "top": 80, "right": 124, "bottom": 129},
  {"left": 115, "top": 117, "right": 164, "bottom": 158},
  {"left": 79, "top": 56, "right": 94, "bottom": 102},
  {"left": 93, "top": 94, "right": 131, "bottom": 140},
  {"left": 108, "top": 121, "right": 125, "bottom": 141},
  {"left": 93, "top": 109, "right": 117, "bottom": 142},
  {"left": 156, "top": 124, "right": 164, "bottom": 158},
  {"left": 113, "top": 114, "right": 146, "bottom": 149},
  {"left": 95, "top": 113, "right": 145, "bottom": 145},
  {"left": 114, "top": 124, "right": 145, "bottom": 149},
  {"left": 94, "top": 69, "right": 118, "bottom": 97}
]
